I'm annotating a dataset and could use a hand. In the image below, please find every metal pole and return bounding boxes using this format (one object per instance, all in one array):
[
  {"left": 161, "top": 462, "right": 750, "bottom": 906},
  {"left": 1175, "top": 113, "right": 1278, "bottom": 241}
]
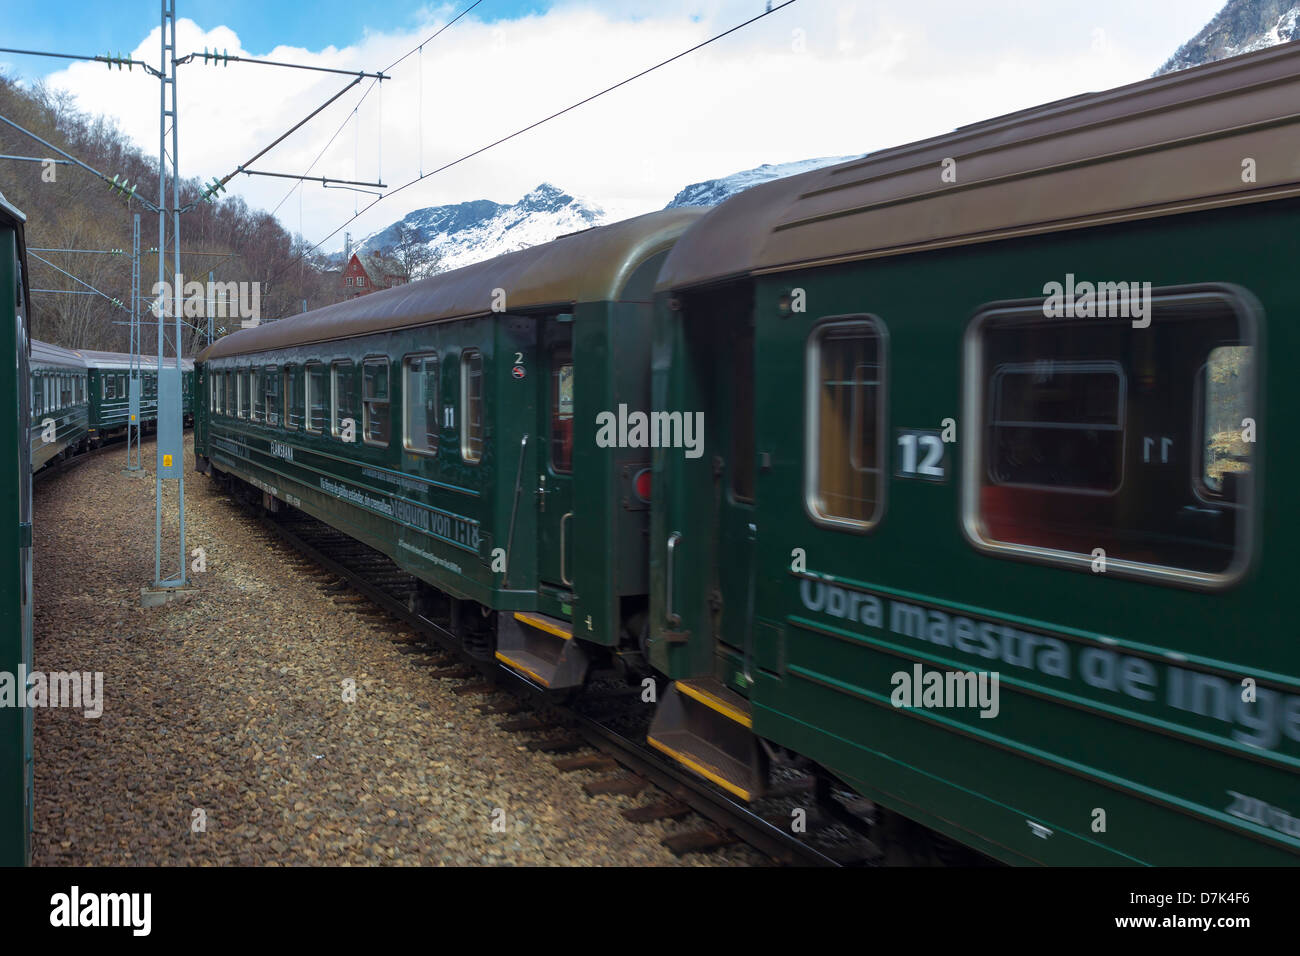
[
  {"left": 126, "top": 213, "right": 141, "bottom": 470},
  {"left": 152, "top": 0, "right": 187, "bottom": 590},
  {"left": 155, "top": 0, "right": 165, "bottom": 584},
  {"left": 173, "top": 4, "right": 186, "bottom": 587}
]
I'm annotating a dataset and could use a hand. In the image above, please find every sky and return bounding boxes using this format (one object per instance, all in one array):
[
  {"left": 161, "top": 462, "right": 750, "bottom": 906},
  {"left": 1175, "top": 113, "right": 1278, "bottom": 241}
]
[{"left": 0, "top": 1, "right": 1227, "bottom": 254}]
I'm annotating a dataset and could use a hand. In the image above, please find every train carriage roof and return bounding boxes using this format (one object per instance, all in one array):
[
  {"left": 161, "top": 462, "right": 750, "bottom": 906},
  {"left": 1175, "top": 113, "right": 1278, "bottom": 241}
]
[
  {"left": 656, "top": 41, "right": 1300, "bottom": 293},
  {"left": 0, "top": 189, "right": 24, "bottom": 229},
  {"left": 30, "top": 339, "right": 87, "bottom": 371},
  {"left": 198, "top": 207, "right": 708, "bottom": 361},
  {"left": 80, "top": 349, "right": 194, "bottom": 372}
]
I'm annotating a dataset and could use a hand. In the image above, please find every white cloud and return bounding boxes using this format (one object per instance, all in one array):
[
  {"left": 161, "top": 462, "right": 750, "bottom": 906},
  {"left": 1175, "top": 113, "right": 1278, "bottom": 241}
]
[{"left": 37, "top": 0, "right": 1225, "bottom": 254}]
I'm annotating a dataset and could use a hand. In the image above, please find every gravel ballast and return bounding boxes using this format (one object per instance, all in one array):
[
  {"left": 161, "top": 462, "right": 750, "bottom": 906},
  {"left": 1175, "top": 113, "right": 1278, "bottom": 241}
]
[{"left": 30, "top": 436, "right": 763, "bottom": 866}]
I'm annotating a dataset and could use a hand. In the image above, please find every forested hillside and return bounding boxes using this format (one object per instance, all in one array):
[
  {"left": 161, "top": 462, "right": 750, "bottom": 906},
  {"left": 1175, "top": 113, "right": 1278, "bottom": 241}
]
[{"left": 0, "top": 73, "right": 336, "bottom": 355}]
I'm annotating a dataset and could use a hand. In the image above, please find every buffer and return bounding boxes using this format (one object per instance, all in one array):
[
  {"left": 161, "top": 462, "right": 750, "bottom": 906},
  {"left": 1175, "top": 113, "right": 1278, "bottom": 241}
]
[
  {"left": 647, "top": 678, "right": 767, "bottom": 801},
  {"left": 495, "top": 611, "right": 589, "bottom": 690}
]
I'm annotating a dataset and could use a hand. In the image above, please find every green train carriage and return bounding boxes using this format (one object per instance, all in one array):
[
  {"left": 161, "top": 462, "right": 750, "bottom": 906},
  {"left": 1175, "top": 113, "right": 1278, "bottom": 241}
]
[
  {"left": 196, "top": 209, "right": 704, "bottom": 683},
  {"left": 29, "top": 340, "right": 89, "bottom": 471},
  {"left": 82, "top": 350, "right": 195, "bottom": 443},
  {"left": 646, "top": 43, "right": 1300, "bottom": 865},
  {"left": 0, "top": 189, "right": 33, "bottom": 867}
]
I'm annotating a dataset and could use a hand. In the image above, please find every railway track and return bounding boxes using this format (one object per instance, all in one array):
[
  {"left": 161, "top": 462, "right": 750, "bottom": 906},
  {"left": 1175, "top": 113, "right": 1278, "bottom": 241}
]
[{"left": 240, "top": 499, "right": 882, "bottom": 866}]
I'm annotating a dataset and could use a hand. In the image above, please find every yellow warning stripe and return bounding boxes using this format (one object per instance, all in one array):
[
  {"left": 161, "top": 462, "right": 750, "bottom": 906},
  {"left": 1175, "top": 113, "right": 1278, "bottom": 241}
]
[
  {"left": 677, "top": 681, "right": 752, "bottom": 728},
  {"left": 647, "top": 735, "right": 754, "bottom": 802},
  {"left": 514, "top": 612, "right": 572, "bottom": 641},
  {"left": 494, "top": 650, "right": 551, "bottom": 687}
]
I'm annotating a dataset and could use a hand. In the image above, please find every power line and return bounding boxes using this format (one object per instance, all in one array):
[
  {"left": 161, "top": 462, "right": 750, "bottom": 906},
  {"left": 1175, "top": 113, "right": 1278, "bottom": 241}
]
[
  {"left": 267, "top": 0, "right": 489, "bottom": 220},
  {"left": 268, "top": 85, "right": 374, "bottom": 218},
  {"left": 266, "top": 0, "right": 800, "bottom": 303},
  {"left": 0, "top": 113, "right": 159, "bottom": 212},
  {"left": 0, "top": 46, "right": 160, "bottom": 77},
  {"left": 0, "top": 154, "right": 73, "bottom": 166},
  {"left": 184, "top": 76, "right": 375, "bottom": 211},
  {"left": 28, "top": 250, "right": 128, "bottom": 312},
  {"left": 173, "top": 49, "right": 388, "bottom": 80}
]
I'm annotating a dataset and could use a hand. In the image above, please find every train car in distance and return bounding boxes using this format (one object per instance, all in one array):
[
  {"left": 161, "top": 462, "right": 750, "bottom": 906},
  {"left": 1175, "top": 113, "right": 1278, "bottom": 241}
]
[
  {"left": 647, "top": 42, "right": 1299, "bottom": 865},
  {"left": 196, "top": 209, "right": 706, "bottom": 682},
  {"left": 29, "top": 340, "right": 89, "bottom": 472},
  {"left": 0, "top": 188, "right": 33, "bottom": 867},
  {"left": 80, "top": 350, "right": 196, "bottom": 444}
]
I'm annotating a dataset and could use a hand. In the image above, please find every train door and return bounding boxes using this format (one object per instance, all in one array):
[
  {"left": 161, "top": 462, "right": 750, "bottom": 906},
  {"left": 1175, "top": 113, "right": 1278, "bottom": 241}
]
[
  {"left": 713, "top": 309, "right": 757, "bottom": 685},
  {"left": 537, "top": 318, "right": 574, "bottom": 595}
]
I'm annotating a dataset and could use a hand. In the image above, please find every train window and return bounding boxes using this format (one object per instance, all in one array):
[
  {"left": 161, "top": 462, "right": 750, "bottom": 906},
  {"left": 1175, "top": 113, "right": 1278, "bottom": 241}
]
[
  {"left": 33, "top": 376, "right": 41, "bottom": 415},
  {"left": 237, "top": 369, "right": 247, "bottom": 418},
  {"left": 222, "top": 371, "right": 232, "bottom": 417},
  {"left": 550, "top": 349, "right": 574, "bottom": 473},
  {"left": 460, "top": 349, "right": 484, "bottom": 463},
  {"left": 988, "top": 362, "right": 1125, "bottom": 492},
  {"left": 284, "top": 367, "right": 302, "bottom": 430},
  {"left": 306, "top": 363, "right": 326, "bottom": 433},
  {"left": 1200, "top": 346, "right": 1255, "bottom": 498},
  {"left": 964, "top": 289, "right": 1256, "bottom": 586},
  {"left": 251, "top": 368, "right": 264, "bottom": 422},
  {"left": 805, "top": 318, "right": 886, "bottom": 531},
  {"left": 264, "top": 365, "right": 280, "bottom": 426},
  {"left": 362, "top": 357, "right": 390, "bottom": 446},
  {"left": 332, "top": 360, "right": 356, "bottom": 438},
  {"left": 403, "top": 353, "right": 439, "bottom": 455},
  {"left": 104, "top": 375, "right": 116, "bottom": 400}
]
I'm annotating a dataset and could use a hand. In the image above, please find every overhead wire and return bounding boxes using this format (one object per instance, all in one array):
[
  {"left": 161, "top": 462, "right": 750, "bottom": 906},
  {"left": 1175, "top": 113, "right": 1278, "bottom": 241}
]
[{"left": 263, "top": 0, "right": 802, "bottom": 304}]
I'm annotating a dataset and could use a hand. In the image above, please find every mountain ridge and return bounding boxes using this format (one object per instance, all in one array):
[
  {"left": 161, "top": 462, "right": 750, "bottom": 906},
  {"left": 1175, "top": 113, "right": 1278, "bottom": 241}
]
[
  {"left": 350, "top": 2, "right": 1300, "bottom": 279},
  {"left": 348, "top": 155, "right": 859, "bottom": 275}
]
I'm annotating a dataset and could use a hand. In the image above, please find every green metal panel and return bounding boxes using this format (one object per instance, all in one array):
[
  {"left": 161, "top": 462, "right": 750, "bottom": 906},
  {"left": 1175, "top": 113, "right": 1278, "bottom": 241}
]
[{"left": 0, "top": 218, "right": 32, "bottom": 866}]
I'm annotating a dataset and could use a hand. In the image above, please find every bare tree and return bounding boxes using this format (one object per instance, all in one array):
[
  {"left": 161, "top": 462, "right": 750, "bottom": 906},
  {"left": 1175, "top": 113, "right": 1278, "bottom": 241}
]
[{"left": 381, "top": 223, "right": 442, "bottom": 282}]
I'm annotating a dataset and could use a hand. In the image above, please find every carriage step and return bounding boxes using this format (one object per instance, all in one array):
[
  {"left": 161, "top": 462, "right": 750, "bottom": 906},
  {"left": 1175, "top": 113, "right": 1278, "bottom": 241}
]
[
  {"left": 494, "top": 611, "right": 588, "bottom": 689},
  {"left": 646, "top": 678, "right": 766, "bottom": 802}
]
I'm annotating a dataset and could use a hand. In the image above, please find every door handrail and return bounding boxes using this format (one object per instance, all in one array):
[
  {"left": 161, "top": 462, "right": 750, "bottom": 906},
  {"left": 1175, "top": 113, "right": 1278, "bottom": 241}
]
[
  {"left": 559, "top": 511, "right": 574, "bottom": 587},
  {"left": 502, "top": 433, "right": 528, "bottom": 588},
  {"left": 666, "top": 531, "right": 682, "bottom": 626}
]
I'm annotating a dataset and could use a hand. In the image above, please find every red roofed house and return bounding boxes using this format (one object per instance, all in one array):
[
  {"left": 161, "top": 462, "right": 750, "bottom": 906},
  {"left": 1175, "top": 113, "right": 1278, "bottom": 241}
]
[{"left": 342, "top": 252, "right": 407, "bottom": 299}]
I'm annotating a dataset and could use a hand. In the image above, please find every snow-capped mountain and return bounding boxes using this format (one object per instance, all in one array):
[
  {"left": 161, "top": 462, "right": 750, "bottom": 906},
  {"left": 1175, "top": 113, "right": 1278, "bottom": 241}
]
[
  {"left": 352, "top": 183, "right": 606, "bottom": 273},
  {"left": 350, "top": 156, "right": 860, "bottom": 275},
  {"left": 1156, "top": 0, "right": 1300, "bottom": 74},
  {"left": 664, "top": 155, "right": 863, "bottom": 208}
]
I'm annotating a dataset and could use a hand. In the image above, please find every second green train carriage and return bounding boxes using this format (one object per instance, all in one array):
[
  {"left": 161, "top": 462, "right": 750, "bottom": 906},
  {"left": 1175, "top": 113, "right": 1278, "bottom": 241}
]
[
  {"left": 29, "top": 340, "right": 89, "bottom": 471},
  {"left": 196, "top": 209, "right": 704, "bottom": 683},
  {"left": 82, "top": 350, "right": 195, "bottom": 444}
]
